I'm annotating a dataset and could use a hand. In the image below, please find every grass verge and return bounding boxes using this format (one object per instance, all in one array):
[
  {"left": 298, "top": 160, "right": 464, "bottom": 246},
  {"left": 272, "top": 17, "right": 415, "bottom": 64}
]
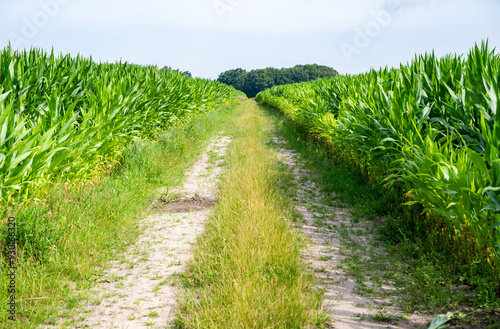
[
  {"left": 0, "top": 104, "right": 237, "bottom": 328},
  {"left": 176, "top": 100, "right": 326, "bottom": 328}
]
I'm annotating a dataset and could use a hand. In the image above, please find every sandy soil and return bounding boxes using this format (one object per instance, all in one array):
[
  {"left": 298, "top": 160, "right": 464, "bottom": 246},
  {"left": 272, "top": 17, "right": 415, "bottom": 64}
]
[
  {"left": 272, "top": 136, "right": 433, "bottom": 329},
  {"left": 60, "top": 134, "right": 231, "bottom": 329}
]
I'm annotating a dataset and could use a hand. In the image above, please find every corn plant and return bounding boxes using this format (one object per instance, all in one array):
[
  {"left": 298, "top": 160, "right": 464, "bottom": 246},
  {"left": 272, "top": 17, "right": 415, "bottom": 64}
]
[{"left": 0, "top": 45, "right": 241, "bottom": 203}]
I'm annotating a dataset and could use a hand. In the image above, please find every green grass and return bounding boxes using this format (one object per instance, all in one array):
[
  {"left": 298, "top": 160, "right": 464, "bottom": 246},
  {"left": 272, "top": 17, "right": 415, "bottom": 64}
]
[
  {"left": 0, "top": 103, "right": 237, "bottom": 328},
  {"left": 370, "top": 311, "right": 400, "bottom": 324},
  {"left": 175, "top": 100, "right": 326, "bottom": 328}
]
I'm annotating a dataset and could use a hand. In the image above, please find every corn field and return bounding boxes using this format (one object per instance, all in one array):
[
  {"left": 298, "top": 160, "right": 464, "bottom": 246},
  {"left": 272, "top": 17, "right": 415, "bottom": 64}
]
[
  {"left": 257, "top": 42, "right": 500, "bottom": 277},
  {"left": 0, "top": 46, "right": 240, "bottom": 203}
]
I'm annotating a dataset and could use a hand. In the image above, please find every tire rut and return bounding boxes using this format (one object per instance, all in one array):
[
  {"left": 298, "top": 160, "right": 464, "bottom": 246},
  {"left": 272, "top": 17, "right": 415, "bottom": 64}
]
[
  {"left": 49, "top": 134, "right": 231, "bottom": 329},
  {"left": 272, "top": 136, "right": 432, "bottom": 329}
]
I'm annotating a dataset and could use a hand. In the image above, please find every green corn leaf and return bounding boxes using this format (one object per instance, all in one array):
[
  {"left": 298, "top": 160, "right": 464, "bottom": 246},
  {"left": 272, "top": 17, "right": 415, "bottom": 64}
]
[
  {"left": 0, "top": 90, "right": 11, "bottom": 102},
  {"left": 427, "top": 312, "right": 457, "bottom": 329},
  {"left": 465, "top": 149, "right": 490, "bottom": 177}
]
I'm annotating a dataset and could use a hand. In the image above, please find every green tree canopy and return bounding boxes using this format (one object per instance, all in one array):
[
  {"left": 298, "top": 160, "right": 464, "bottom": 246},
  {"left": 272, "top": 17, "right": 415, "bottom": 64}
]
[{"left": 217, "top": 64, "right": 338, "bottom": 97}]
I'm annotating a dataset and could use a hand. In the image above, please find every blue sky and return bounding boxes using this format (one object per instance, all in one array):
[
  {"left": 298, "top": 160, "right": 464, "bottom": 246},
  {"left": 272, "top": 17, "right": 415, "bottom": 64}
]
[{"left": 1, "top": 0, "right": 499, "bottom": 79}]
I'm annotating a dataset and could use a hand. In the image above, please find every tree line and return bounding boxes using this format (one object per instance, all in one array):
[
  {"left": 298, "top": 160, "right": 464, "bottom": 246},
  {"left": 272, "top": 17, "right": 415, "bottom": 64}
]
[{"left": 217, "top": 64, "right": 338, "bottom": 98}]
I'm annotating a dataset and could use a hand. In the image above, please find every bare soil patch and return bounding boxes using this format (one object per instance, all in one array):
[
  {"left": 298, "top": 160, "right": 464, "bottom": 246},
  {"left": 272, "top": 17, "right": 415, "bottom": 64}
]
[{"left": 154, "top": 194, "right": 217, "bottom": 213}]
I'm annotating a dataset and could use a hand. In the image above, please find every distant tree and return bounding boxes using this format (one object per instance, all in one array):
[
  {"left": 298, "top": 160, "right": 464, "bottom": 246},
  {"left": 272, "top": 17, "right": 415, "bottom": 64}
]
[
  {"left": 274, "top": 69, "right": 292, "bottom": 85},
  {"left": 243, "top": 70, "right": 274, "bottom": 98},
  {"left": 233, "top": 71, "right": 247, "bottom": 91},
  {"left": 290, "top": 67, "right": 309, "bottom": 83},
  {"left": 218, "top": 68, "right": 247, "bottom": 86},
  {"left": 217, "top": 64, "right": 338, "bottom": 98}
]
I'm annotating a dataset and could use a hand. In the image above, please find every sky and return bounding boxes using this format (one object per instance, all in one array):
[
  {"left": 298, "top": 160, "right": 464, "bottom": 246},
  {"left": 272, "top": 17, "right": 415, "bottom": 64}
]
[{"left": 1, "top": 0, "right": 499, "bottom": 79}]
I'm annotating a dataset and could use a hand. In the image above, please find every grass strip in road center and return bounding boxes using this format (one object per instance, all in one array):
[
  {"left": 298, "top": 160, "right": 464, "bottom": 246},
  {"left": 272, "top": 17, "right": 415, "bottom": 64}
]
[{"left": 176, "top": 100, "right": 326, "bottom": 328}]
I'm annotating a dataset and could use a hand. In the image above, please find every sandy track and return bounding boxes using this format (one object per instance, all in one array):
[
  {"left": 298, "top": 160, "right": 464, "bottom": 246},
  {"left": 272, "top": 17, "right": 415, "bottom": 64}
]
[
  {"left": 272, "top": 136, "right": 431, "bottom": 329},
  {"left": 63, "top": 134, "right": 231, "bottom": 329}
]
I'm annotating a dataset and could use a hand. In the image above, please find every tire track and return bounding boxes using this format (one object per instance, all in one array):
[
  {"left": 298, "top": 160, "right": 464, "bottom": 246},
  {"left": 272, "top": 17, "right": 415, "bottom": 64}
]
[
  {"left": 272, "top": 136, "right": 431, "bottom": 329},
  {"left": 57, "top": 134, "right": 231, "bottom": 329}
]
